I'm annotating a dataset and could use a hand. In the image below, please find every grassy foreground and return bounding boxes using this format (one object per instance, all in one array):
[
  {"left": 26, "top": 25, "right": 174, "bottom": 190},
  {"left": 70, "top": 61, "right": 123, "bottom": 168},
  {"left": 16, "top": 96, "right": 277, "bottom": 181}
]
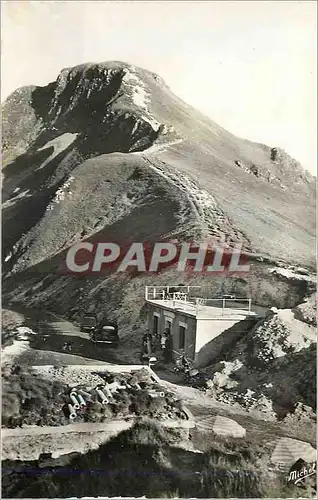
[{"left": 2, "top": 420, "right": 316, "bottom": 498}]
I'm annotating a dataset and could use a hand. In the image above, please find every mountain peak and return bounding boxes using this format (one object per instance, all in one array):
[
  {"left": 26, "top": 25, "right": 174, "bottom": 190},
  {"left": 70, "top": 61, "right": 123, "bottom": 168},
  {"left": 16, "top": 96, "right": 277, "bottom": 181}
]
[
  {"left": 54, "top": 60, "right": 168, "bottom": 97},
  {"left": 2, "top": 60, "right": 315, "bottom": 277}
]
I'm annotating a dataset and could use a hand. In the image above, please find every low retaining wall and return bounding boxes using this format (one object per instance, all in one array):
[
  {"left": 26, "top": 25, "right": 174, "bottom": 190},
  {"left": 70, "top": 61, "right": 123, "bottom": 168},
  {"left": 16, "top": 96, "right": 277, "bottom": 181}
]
[
  {"left": 2, "top": 420, "right": 134, "bottom": 461},
  {"left": 31, "top": 364, "right": 162, "bottom": 386}
]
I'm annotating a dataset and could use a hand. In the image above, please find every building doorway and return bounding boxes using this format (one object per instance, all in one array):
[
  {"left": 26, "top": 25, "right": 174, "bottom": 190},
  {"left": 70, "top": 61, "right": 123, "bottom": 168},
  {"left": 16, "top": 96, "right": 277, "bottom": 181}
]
[
  {"left": 153, "top": 314, "right": 159, "bottom": 336},
  {"left": 179, "top": 325, "right": 186, "bottom": 350},
  {"left": 165, "top": 319, "right": 172, "bottom": 334}
]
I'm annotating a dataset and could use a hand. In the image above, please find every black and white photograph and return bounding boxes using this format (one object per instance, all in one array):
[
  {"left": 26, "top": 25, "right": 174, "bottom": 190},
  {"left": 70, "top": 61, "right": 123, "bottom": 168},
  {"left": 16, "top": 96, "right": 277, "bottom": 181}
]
[{"left": 1, "top": 1, "right": 317, "bottom": 498}]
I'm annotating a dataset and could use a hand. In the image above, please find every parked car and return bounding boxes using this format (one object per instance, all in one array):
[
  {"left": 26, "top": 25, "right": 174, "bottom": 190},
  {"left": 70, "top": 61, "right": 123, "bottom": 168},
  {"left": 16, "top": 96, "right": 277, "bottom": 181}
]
[
  {"left": 91, "top": 321, "right": 119, "bottom": 347},
  {"left": 81, "top": 313, "right": 98, "bottom": 333},
  {"left": 222, "top": 294, "right": 235, "bottom": 300}
]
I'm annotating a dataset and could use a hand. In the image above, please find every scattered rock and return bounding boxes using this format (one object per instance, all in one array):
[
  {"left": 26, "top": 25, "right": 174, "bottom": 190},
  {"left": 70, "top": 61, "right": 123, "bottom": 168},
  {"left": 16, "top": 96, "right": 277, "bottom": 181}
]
[{"left": 283, "top": 402, "right": 316, "bottom": 424}]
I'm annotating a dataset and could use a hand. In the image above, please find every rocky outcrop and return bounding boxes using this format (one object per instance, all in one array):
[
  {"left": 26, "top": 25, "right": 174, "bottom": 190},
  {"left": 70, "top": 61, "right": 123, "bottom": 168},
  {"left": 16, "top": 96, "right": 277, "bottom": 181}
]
[
  {"left": 293, "top": 292, "right": 317, "bottom": 327},
  {"left": 205, "top": 304, "right": 316, "bottom": 419}
]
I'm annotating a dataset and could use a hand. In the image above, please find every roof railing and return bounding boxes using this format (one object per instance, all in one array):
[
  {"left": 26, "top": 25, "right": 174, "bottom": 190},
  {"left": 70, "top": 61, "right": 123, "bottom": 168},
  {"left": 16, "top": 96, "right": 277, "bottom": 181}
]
[
  {"left": 145, "top": 287, "right": 252, "bottom": 315},
  {"left": 145, "top": 285, "right": 201, "bottom": 300}
]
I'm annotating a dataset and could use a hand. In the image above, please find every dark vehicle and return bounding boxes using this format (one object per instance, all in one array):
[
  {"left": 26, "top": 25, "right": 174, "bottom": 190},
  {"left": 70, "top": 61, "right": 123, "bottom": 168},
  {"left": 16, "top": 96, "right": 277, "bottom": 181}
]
[
  {"left": 81, "top": 313, "right": 98, "bottom": 333},
  {"left": 91, "top": 321, "right": 119, "bottom": 347}
]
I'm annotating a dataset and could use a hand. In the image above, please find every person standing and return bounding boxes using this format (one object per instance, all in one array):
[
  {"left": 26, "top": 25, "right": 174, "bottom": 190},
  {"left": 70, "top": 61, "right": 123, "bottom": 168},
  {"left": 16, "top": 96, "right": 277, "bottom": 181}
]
[
  {"left": 155, "top": 328, "right": 161, "bottom": 350},
  {"left": 160, "top": 330, "right": 167, "bottom": 351},
  {"left": 163, "top": 331, "right": 173, "bottom": 364},
  {"left": 142, "top": 330, "right": 152, "bottom": 355},
  {"left": 146, "top": 334, "right": 152, "bottom": 355}
]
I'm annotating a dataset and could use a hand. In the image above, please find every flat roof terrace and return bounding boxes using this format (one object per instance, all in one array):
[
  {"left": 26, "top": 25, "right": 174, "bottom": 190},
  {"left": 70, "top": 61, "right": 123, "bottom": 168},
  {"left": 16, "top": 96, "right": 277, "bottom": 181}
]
[
  {"left": 144, "top": 286, "right": 263, "bottom": 320},
  {"left": 146, "top": 298, "right": 257, "bottom": 320}
]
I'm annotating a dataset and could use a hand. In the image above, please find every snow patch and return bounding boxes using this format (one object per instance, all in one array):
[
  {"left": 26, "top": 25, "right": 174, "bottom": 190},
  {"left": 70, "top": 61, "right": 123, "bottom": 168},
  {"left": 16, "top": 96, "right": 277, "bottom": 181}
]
[
  {"left": 131, "top": 122, "right": 139, "bottom": 135},
  {"left": 123, "top": 70, "right": 149, "bottom": 109},
  {"left": 269, "top": 267, "right": 315, "bottom": 283},
  {"left": 122, "top": 69, "right": 161, "bottom": 132},
  {"left": 133, "top": 86, "right": 148, "bottom": 108},
  {"left": 2, "top": 326, "right": 37, "bottom": 363},
  {"left": 36, "top": 133, "right": 78, "bottom": 171},
  {"left": 140, "top": 114, "right": 160, "bottom": 132},
  {"left": 5, "top": 253, "right": 12, "bottom": 262},
  {"left": 16, "top": 326, "right": 37, "bottom": 337},
  {"left": 1, "top": 340, "right": 30, "bottom": 364},
  {"left": 3, "top": 189, "right": 31, "bottom": 208}
]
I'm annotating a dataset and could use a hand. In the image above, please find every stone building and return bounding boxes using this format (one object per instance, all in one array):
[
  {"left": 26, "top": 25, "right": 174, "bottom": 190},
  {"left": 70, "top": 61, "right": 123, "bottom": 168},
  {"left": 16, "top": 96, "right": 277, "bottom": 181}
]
[{"left": 145, "top": 286, "right": 266, "bottom": 367}]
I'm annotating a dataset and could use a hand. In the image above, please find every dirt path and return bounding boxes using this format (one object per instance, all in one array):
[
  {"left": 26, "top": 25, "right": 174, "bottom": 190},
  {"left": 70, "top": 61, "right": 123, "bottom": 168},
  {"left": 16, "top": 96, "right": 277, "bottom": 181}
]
[
  {"left": 2, "top": 306, "right": 126, "bottom": 366},
  {"left": 2, "top": 420, "right": 133, "bottom": 437},
  {"left": 132, "top": 138, "right": 184, "bottom": 156},
  {"left": 159, "top": 380, "right": 316, "bottom": 446}
]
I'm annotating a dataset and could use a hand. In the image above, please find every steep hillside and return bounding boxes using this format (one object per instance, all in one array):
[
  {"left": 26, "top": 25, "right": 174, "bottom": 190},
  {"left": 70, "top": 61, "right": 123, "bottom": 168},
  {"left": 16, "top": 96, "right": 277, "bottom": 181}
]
[
  {"left": 205, "top": 298, "right": 317, "bottom": 418},
  {"left": 2, "top": 61, "right": 316, "bottom": 322}
]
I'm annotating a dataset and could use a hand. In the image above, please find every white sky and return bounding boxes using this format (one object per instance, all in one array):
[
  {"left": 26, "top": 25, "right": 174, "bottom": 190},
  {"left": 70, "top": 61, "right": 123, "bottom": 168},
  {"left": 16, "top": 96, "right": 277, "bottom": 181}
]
[{"left": 1, "top": 1, "right": 317, "bottom": 174}]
